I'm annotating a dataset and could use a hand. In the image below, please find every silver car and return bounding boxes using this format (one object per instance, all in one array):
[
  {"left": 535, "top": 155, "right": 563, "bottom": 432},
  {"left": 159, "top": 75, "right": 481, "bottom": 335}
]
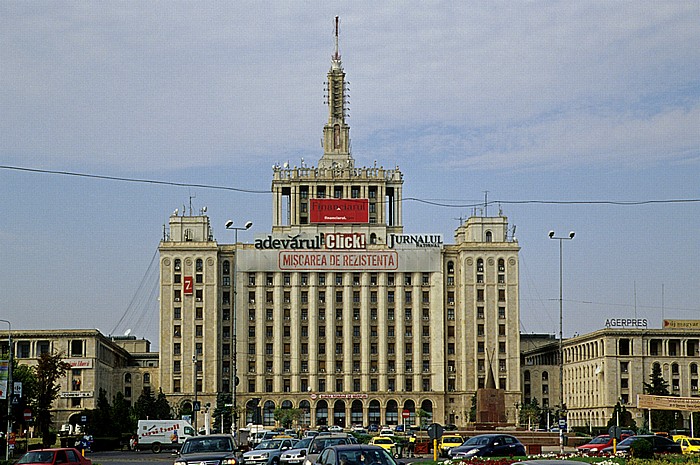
[
  {"left": 280, "top": 437, "right": 313, "bottom": 465},
  {"left": 303, "top": 434, "right": 357, "bottom": 465}
]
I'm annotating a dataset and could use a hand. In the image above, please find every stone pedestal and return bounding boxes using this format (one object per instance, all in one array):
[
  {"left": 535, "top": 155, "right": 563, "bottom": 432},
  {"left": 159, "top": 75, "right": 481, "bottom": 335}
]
[{"left": 476, "top": 388, "right": 507, "bottom": 424}]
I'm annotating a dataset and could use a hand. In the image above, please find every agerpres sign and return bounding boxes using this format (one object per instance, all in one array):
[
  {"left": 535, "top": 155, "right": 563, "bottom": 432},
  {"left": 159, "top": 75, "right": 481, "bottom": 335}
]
[
  {"left": 605, "top": 318, "right": 648, "bottom": 328},
  {"left": 388, "top": 234, "right": 443, "bottom": 248},
  {"left": 255, "top": 233, "right": 366, "bottom": 250}
]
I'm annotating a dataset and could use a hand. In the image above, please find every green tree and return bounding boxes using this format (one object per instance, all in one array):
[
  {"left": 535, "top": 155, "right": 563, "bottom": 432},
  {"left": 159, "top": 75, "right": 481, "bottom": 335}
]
[
  {"left": 273, "top": 407, "right": 303, "bottom": 429},
  {"left": 133, "top": 388, "right": 156, "bottom": 420},
  {"left": 2, "top": 361, "right": 38, "bottom": 431},
  {"left": 112, "top": 391, "right": 136, "bottom": 435},
  {"left": 519, "top": 398, "right": 541, "bottom": 430},
  {"left": 35, "top": 351, "right": 70, "bottom": 446},
  {"left": 415, "top": 408, "right": 430, "bottom": 429},
  {"left": 468, "top": 394, "right": 477, "bottom": 422},
  {"left": 213, "top": 392, "right": 233, "bottom": 434},
  {"left": 154, "top": 388, "right": 173, "bottom": 420},
  {"left": 91, "top": 388, "right": 113, "bottom": 436},
  {"left": 606, "top": 401, "right": 637, "bottom": 430},
  {"left": 643, "top": 364, "right": 678, "bottom": 432}
]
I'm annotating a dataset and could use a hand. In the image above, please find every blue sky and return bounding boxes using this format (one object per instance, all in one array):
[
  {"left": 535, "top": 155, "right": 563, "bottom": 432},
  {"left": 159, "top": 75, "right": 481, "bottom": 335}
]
[{"left": 1, "top": 2, "right": 698, "bottom": 349}]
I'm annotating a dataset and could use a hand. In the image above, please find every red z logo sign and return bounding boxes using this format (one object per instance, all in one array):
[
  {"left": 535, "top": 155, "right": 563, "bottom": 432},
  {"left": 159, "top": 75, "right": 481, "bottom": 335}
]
[{"left": 183, "top": 276, "right": 194, "bottom": 295}]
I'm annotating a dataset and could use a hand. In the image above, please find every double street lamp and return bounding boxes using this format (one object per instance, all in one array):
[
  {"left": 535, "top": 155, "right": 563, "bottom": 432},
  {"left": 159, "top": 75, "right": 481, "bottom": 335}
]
[
  {"left": 225, "top": 220, "right": 253, "bottom": 441},
  {"left": 548, "top": 230, "right": 575, "bottom": 454}
]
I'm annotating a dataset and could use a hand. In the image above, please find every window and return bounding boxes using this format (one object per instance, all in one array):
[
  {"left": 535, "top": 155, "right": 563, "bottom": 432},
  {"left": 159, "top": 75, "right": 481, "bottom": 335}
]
[
  {"left": 196, "top": 258, "right": 203, "bottom": 272},
  {"left": 447, "top": 308, "right": 455, "bottom": 320},
  {"left": 335, "top": 273, "right": 343, "bottom": 286},
  {"left": 318, "top": 273, "right": 326, "bottom": 285},
  {"left": 477, "top": 289, "right": 484, "bottom": 302},
  {"left": 195, "top": 325, "right": 203, "bottom": 337},
  {"left": 174, "top": 259, "right": 181, "bottom": 271},
  {"left": 248, "top": 273, "right": 256, "bottom": 285},
  {"left": 173, "top": 343, "right": 181, "bottom": 355},
  {"left": 620, "top": 361, "right": 629, "bottom": 373},
  {"left": 370, "top": 273, "right": 377, "bottom": 285},
  {"left": 336, "top": 291, "right": 343, "bottom": 303},
  {"left": 387, "top": 308, "right": 394, "bottom": 320},
  {"left": 387, "top": 291, "right": 395, "bottom": 302},
  {"left": 477, "top": 306, "right": 484, "bottom": 319},
  {"left": 498, "top": 307, "right": 506, "bottom": 319},
  {"left": 498, "top": 289, "right": 506, "bottom": 302},
  {"left": 174, "top": 325, "right": 181, "bottom": 337},
  {"left": 477, "top": 324, "right": 484, "bottom": 336},
  {"left": 174, "top": 360, "right": 181, "bottom": 373},
  {"left": 173, "top": 307, "right": 181, "bottom": 319}
]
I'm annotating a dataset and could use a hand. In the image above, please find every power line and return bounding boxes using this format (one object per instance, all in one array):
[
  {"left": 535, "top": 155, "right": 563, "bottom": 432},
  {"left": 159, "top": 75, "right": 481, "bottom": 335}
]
[
  {"left": 2, "top": 164, "right": 700, "bottom": 207},
  {"left": 0, "top": 164, "right": 269, "bottom": 194}
]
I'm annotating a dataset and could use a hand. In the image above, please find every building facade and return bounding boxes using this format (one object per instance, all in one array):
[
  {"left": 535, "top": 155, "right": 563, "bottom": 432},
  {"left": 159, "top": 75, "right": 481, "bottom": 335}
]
[
  {"left": 158, "top": 23, "right": 522, "bottom": 430},
  {"left": 521, "top": 327, "right": 700, "bottom": 431},
  {"left": 1, "top": 329, "right": 158, "bottom": 427}
]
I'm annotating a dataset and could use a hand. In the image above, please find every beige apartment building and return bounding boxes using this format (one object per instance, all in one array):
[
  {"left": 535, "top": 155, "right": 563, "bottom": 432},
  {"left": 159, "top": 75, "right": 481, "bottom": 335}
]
[{"left": 158, "top": 23, "right": 522, "bottom": 430}]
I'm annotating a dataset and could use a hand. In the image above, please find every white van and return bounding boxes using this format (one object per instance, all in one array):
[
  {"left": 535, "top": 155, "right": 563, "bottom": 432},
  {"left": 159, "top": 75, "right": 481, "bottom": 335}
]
[{"left": 137, "top": 419, "right": 196, "bottom": 453}]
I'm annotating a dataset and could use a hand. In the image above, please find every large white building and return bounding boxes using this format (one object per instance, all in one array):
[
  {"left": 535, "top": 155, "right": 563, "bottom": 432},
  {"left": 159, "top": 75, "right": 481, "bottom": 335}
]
[{"left": 158, "top": 21, "right": 522, "bottom": 430}]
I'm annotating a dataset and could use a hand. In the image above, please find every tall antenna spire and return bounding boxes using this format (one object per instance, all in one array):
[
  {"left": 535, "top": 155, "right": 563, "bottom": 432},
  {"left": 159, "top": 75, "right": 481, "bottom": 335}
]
[{"left": 334, "top": 16, "right": 340, "bottom": 60}]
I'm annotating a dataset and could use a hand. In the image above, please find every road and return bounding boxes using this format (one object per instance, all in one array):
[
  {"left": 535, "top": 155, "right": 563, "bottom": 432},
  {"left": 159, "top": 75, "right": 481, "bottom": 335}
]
[
  {"left": 86, "top": 450, "right": 179, "bottom": 464},
  {"left": 84, "top": 451, "right": 430, "bottom": 465}
]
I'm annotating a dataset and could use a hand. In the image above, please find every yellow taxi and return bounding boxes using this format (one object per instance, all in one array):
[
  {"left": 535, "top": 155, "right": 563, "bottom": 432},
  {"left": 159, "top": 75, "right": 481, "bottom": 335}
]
[
  {"left": 370, "top": 436, "right": 396, "bottom": 454},
  {"left": 675, "top": 437, "right": 700, "bottom": 454},
  {"left": 438, "top": 434, "right": 464, "bottom": 457}
]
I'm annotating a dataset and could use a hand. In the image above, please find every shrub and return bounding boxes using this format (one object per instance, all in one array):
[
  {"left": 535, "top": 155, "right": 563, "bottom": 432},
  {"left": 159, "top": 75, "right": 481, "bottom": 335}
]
[{"left": 630, "top": 437, "right": 654, "bottom": 459}]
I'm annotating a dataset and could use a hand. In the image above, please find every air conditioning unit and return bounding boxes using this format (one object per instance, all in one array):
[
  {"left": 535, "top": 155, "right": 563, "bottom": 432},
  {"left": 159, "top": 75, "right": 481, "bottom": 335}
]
[
  {"left": 174, "top": 298, "right": 181, "bottom": 302},
  {"left": 448, "top": 366, "right": 455, "bottom": 372},
  {"left": 353, "top": 316, "right": 359, "bottom": 320},
  {"left": 319, "top": 368, "right": 325, "bottom": 373},
  {"left": 196, "top": 298, "right": 202, "bottom": 302}
]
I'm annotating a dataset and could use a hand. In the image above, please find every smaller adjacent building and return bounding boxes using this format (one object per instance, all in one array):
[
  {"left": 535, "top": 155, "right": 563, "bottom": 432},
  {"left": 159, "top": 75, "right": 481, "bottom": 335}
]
[
  {"left": 521, "top": 323, "right": 700, "bottom": 431},
  {"left": 1, "top": 329, "right": 157, "bottom": 427}
]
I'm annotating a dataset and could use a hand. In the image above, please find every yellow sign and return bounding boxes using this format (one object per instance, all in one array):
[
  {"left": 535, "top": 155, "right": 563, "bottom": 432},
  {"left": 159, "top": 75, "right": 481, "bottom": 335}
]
[
  {"left": 637, "top": 394, "right": 700, "bottom": 411},
  {"left": 663, "top": 320, "right": 700, "bottom": 330}
]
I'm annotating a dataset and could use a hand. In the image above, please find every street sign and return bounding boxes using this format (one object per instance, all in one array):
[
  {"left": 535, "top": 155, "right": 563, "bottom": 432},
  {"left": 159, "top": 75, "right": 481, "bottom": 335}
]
[
  {"left": 23, "top": 408, "right": 32, "bottom": 421},
  {"left": 14, "top": 381, "right": 22, "bottom": 398},
  {"left": 427, "top": 423, "right": 444, "bottom": 440},
  {"left": 608, "top": 425, "right": 622, "bottom": 440},
  {"left": 558, "top": 419, "right": 566, "bottom": 428},
  {"left": 402, "top": 409, "right": 410, "bottom": 419},
  {"left": 193, "top": 401, "right": 201, "bottom": 411}
]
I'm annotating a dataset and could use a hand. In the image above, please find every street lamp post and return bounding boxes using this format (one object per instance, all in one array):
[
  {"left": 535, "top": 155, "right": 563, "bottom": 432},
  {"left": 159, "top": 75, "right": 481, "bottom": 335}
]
[
  {"left": 225, "top": 219, "right": 253, "bottom": 444},
  {"left": 548, "top": 230, "right": 575, "bottom": 454},
  {"left": 1, "top": 319, "right": 12, "bottom": 461},
  {"left": 193, "top": 354, "right": 198, "bottom": 433}
]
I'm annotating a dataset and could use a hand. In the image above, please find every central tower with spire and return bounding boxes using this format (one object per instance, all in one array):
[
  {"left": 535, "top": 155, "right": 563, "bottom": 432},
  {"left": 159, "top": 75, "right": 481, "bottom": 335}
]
[
  {"left": 319, "top": 16, "right": 352, "bottom": 170},
  {"left": 271, "top": 16, "right": 403, "bottom": 236}
]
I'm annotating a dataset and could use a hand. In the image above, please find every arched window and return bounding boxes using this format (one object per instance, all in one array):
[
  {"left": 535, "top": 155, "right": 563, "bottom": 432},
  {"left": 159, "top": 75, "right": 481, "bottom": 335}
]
[
  {"left": 300, "top": 400, "right": 311, "bottom": 426},
  {"left": 316, "top": 400, "right": 329, "bottom": 426},
  {"left": 174, "top": 259, "right": 181, "bottom": 271},
  {"left": 691, "top": 363, "right": 698, "bottom": 375},
  {"left": 143, "top": 373, "right": 150, "bottom": 384},
  {"left": 263, "top": 400, "right": 276, "bottom": 426},
  {"left": 476, "top": 258, "right": 484, "bottom": 273},
  {"left": 447, "top": 261, "right": 454, "bottom": 274},
  {"left": 370, "top": 233, "right": 377, "bottom": 245},
  {"left": 524, "top": 370, "right": 531, "bottom": 382},
  {"left": 124, "top": 374, "right": 131, "bottom": 384},
  {"left": 485, "top": 231, "right": 492, "bottom": 242},
  {"left": 672, "top": 363, "right": 679, "bottom": 375},
  {"left": 222, "top": 260, "right": 230, "bottom": 275},
  {"left": 196, "top": 259, "right": 204, "bottom": 272},
  {"left": 281, "top": 400, "right": 293, "bottom": 409},
  {"left": 498, "top": 259, "right": 505, "bottom": 272},
  {"left": 542, "top": 371, "right": 549, "bottom": 381}
]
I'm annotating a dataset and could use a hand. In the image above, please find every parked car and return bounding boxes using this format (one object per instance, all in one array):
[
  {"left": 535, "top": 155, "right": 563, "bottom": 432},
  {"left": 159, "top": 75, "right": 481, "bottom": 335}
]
[
  {"left": 174, "top": 435, "right": 237, "bottom": 465},
  {"left": 601, "top": 434, "right": 682, "bottom": 455},
  {"left": 444, "top": 424, "right": 458, "bottom": 431},
  {"left": 242, "top": 437, "right": 298, "bottom": 465},
  {"left": 393, "top": 424, "right": 404, "bottom": 434},
  {"left": 448, "top": 434, "right": 526, "bottom": 459},
  {"left": 577, "top": 434, "right": 630, "bottom": 454},
  {"left": 16, "top": 448, "right": 92, "bottom": 465},
  {"left": 281, "top": 437, "right": 313, "bottom": 465},
  {"left": 379, "top": 428, "right": 394, "bottom": 437},
  {"left": 309, "top": 444, "right": 398, "bottom": 465},
  {"left": 438, "top": 434, "right": 464, "bottom": 457},
  {"left": 304, "top": 433, "right": 358, "bottom": 465},
  {"left": 367, "top": 425, "right": 379, "bottom": 433},
  {"left": 329, "top": 425, "right": 344, "bottom": 433},
  {"left": 676, "top": 437, "right": 700, "bottom": 454}
]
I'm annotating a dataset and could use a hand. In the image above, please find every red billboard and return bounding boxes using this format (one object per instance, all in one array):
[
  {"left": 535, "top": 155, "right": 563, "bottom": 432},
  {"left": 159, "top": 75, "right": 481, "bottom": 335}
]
[
  {"left": 183, "top": 276, "right": 194, "bottom": 295},
  {"left": 309, "top": 199, "right": 369, "bottom": 223}
]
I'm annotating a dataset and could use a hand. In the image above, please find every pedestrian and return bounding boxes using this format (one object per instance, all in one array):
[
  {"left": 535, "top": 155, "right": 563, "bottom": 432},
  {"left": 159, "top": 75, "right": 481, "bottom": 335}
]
[{"left": 408, "top": 433, "right": 416, "bottom": 457}]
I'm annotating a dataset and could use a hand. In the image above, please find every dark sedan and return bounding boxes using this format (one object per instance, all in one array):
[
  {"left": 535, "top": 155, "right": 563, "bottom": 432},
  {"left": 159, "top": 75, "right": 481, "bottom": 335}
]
[
  {"left": 601, "top": 434, "right": 682, "bottom": 455},
  {"left": 310, "top": 444, "right": 397, "bottom": 465},
  {"left": 174, "top": 434, "right": 238, "bottom": 465},
  {"left": 448, "top": 434, "right": 526, "bottom": 458}
]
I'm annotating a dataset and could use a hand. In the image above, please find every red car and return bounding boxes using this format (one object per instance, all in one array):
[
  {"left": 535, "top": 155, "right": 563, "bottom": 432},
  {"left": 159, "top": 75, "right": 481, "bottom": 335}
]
[
  {"left": 577, "top": 434, "right": 629, "bottom": 454},
  {"left": 16, "top": 448, "right": 92, "bottom": 465}
]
